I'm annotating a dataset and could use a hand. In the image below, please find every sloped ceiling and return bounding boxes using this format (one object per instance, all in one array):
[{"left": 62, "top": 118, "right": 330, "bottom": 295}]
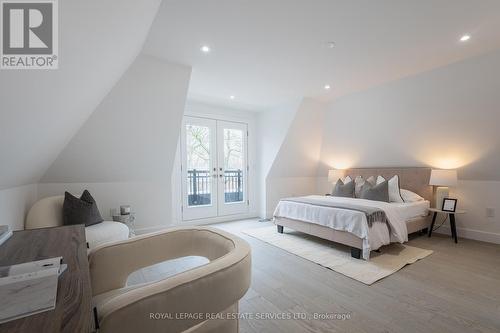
[
  {"left": 144, "top": 0, "right": 500, "bottom": 110},
  {"left": 318, "top": 48, "right": 500, "bottom": 181},
  {"left": 41, "top": 55, "right": 191, "bottom": 183},
  {"left": 0, "top": 0, "right": 162, "bottom": 190},
  {"left": 267, "top": 98, "right": 326, "bottom": 178}
]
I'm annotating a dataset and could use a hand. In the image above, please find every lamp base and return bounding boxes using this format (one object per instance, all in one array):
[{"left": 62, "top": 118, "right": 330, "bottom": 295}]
[{"left": 435, "top": 186, "right": 449, "bottom": 209}]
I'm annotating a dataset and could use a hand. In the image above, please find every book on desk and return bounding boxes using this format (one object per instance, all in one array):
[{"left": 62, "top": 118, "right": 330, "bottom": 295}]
[
  {"left": 0, "top": 257, "right": 67, "bottom": 324},
  {"left": 0, "top": 225, "right": 92, "bottom": 333},
  {"left": 0, "top": 225, "right": 12, "bottom": 246}
]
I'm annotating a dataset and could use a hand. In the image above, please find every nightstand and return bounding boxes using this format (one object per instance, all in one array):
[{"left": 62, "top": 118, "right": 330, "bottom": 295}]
[{"left": 428, "top": 208, "right": 466, "bottom": 243}]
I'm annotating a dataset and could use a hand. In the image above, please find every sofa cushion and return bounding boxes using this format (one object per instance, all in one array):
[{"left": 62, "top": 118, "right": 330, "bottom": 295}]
[
  {"left": 63, "top": 190, "right": 104, "bottom": 227},
  {"left": 85, "top": 221, "right": 130, "bottom": 249}
]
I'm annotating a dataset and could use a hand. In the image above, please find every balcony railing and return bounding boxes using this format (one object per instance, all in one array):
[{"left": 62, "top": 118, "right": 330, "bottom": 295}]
[{"left": 187, "top": 169, "right": 243, "bottom": 206}]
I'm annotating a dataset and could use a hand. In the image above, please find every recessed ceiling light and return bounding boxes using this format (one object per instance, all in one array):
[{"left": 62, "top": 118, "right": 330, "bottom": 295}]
[
  {"left": 460, "top": 35, "right": 470, "bottom": 42},
  {"left": 200, "top": 45, "right": 211, "bottom": 53},
  {"left": 229, "top": 95, "right": 235, "bottom": 100},
  {"left": 324, "top": 84, "right": 331, "bottom": 90}
]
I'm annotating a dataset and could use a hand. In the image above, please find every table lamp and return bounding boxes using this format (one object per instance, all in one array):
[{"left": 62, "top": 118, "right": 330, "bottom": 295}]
[
  {"left": 328, "top": 169, "right": 345, "bottom": 183},
  {"left": 429, "top": 169, "right": 457, "bottom": 209}
]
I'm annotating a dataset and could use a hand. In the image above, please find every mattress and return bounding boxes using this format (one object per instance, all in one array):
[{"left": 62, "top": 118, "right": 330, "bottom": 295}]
[
  {"left": 367, "top": 201, "right": 429, "bottom": 250},
  {"left": 392, "top": 200, "right": 430, "bottom": 221}
]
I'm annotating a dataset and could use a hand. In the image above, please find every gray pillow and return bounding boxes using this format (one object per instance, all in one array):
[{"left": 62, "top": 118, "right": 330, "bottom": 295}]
[
  {"left": 354, "top": 175, "right": 377, "bottom": 198},
  {"left": 63, "top": 190, "right": 104, "bottom": 227},
  {"left": 332, "top": 179, "right": 355, "bottom": 198},
  {"left": 360, "top": 180, "right": 390, "bottom": 202}
]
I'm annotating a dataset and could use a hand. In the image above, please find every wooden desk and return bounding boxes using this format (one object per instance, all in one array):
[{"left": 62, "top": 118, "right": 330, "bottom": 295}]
[{"left": 0, "top": 225, "right": 92, "bottom": 333}]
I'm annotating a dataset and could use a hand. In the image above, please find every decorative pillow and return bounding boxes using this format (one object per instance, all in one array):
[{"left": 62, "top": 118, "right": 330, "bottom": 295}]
[
  {"left": 400, "top": 189, "right": 424, "bottom": 202},
  {"left": 360, "top": 181, "right": 390, "bottom": 202},
  {"left": 354, "top": 176, "right": 377, "bottom": 198},
  {"left": 332, "top": 179, "right": 355, "bottom": 198},
  {"left": 63, "top": 190, "right": 104, "bottom": 227},
  {"left": 342, "top": 175, "right": 353, "bottom": 184},
  {"left": 376, "top": 175, "right": 404, "bottom": 203}
]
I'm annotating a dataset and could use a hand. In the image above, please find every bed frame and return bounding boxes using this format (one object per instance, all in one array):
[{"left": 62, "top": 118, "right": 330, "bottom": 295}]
[{"left": 274, "top": 167, "right": 433, "bottom": 259}]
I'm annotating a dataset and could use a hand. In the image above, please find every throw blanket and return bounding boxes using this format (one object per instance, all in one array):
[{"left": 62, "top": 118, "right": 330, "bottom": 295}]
[
  {"left": 273, "top": 195, "right": 408, "bottom": 260},
  {"left": 281, "top": 197, "right": 387, "bottom": 226}
]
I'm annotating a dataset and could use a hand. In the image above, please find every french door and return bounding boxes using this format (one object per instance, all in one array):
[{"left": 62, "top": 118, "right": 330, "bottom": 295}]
[{"left": 180, "top": 116, "right": 248, "bottom": 220}]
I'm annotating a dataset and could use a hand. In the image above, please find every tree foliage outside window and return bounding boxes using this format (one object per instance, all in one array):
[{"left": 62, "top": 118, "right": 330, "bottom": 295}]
[
  {"left": 223, "top": 129, "right": 243, "bottom": 170},
  {"left": 186, "top": 125, "right": 210, "bottom": 170},
  {"left": 186, "top": 125, "right": 243, "bottom": 171}
]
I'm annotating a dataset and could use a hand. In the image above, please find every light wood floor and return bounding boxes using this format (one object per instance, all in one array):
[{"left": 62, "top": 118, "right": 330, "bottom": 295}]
[{"left": 130, "top": 219, "right": 500, "bottom": 333}]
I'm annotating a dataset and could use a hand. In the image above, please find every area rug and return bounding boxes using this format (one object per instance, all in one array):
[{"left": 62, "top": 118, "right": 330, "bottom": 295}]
[{"left": 242, "top": 226, "right": 433, "bottom": 285}]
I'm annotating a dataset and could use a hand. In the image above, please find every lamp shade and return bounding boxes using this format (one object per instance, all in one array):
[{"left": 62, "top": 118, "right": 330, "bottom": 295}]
[
  {"left": 429, "top": 169, "right": 457, "bottom": 187},
  {"left": 328, "top": 169, "right": 345, "bottom": 183}
]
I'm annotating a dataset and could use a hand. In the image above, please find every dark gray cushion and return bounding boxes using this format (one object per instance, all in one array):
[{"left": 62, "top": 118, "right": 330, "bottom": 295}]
[
  {"left": 332, "top": 179, "right": 355, "bottom": 198},
  {"left": 360, "top": 180, "right": 390, "bottom": 202},
  {"left": 63, "top": 190, "right": 104, "bottom": 227}
]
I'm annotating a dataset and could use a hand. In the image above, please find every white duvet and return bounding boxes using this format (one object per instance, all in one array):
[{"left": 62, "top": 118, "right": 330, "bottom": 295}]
[{"left": 273, "top": 195, "right": 417, "bottom": 259}]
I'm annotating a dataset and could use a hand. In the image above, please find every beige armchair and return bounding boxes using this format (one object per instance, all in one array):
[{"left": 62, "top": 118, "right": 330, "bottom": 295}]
[{"left": 88, "top": 226, "right": 252, "bottom": 333}]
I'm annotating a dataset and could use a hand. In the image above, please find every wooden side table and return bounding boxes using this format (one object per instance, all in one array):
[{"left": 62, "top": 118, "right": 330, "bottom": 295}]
[{"left": 428, "top": 208, "right": 466, "bottom": 243}]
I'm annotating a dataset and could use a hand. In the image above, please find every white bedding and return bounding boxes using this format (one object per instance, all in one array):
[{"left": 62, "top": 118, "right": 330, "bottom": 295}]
[{"left": 273, "top": 195, "right": 430, "bottom": 259}]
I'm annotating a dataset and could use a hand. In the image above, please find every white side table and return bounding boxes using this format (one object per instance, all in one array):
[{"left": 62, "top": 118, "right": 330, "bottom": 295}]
[
  {"left": 428, "top": 208, "right": 466, "bottom": 243},
  {"left": 112, "top": 213, "right": 136, "bottom": 237}
]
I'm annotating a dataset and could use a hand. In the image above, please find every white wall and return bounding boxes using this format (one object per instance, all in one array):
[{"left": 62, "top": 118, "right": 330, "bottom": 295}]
[
  {"left": 265, "top": 177, "right": 320, "bottom": 217},
  {"left": 264, "top": 98, "right": 327, "bottom": 217},
  {"left": 0, "top": 184, "right": 38, "bottom": 231},
  {"left": 169, "top": 100, "right": 259, "bottom": 227},
  {"left": 318, "top": 49, "right": 500, "bottom": 179},
  {"left": 446, "top": 180, "right": 500, "bottom": 243},
  {"left": 39, "top": 55, "right": 191, "bottom": 231},
  {"left": 37, "top": 182, "right": 169, "bottom": 229},
  {"left": 256, "top": 100, "right": 301, "bottom": 217},
  {"left": 0, "top": 0, "right": 162, "bottom": 190},
  {"left": 317, "top": 48, "right": 500, "bottom": 243}
]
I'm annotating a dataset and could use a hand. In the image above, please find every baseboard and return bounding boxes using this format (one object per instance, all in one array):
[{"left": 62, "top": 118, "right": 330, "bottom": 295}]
[
  {"left": 434, "top": 226, "right": 500, "bottom": 244},
  {"left": 182, "top": 212, "right": 258, "bottom": 225},
  {"left": 134, "top": 213, "right": 259, "bottom": 235},
  {"left": 134, "top": 224, "right": 169, "bottom": 234},
  {"left": 135, "top": 218, "right": 500, "bottom": 245}
]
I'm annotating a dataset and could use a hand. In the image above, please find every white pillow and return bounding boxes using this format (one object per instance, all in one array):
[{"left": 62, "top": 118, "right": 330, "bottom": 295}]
[
  {"left": 400, "top": 189, "right": 424, "bottom": 203},
  {"left": 376, "top": 175, "right": 404, "bottom": 203}
]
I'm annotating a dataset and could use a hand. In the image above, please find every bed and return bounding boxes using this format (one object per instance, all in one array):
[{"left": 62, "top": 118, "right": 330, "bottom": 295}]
[{"left": 273, "top": 167, "right": 432, "bottom": 260}]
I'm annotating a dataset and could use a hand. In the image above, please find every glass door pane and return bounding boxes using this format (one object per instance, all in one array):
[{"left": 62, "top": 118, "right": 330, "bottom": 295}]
[
  {"left": 223, "top": 128, "right": 244, "bottom": 203},
  {"left": 181, "top": 117, "right": 217, "bottom": 220},
  {"left": 217, "top": 121, "right": 248, "bottom": 216},
  {"left": 186, "top": 124, "right": 211, "bottom": 206}
]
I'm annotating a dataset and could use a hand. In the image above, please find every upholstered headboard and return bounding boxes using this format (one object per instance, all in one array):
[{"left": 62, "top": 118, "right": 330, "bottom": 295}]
[{"left": 343, "top": 167, "right": 433, "bottom": 202}]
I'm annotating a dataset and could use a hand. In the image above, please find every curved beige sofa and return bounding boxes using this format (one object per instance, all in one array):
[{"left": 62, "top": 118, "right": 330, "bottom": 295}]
[
  {"left": 88, "top": 226, "right": 252, "bottom": 333},
  {"left": 25, "top": 195, "right": 129, "bottom": 249}
]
